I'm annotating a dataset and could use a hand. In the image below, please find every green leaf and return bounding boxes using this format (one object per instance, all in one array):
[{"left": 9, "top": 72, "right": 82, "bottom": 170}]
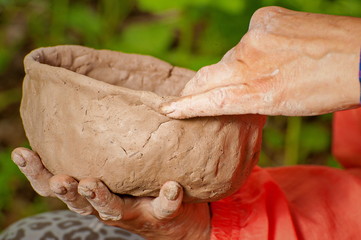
[
  {"left": 326, "top": 156, "right": 342, "bottom": 169},
  {"left": 211, "top": 0, "right": 245, "bottom": 14},
  {"left": 137, "top": 0, "right": 190, "bottom": 12},
  {"left": 0, "top": 148, "right": 26, "bottom": 211},
  {"left": 0, "top": 48, "right": 11, "bottom": 73},
  {"left": 263, "top": 127, "right": 285, "bottom": 150},
  {"left": 284, "top": 117, "right": 302, "bottom": 165},
  {"left": 0, "top": 87, "right": 21, "bottom": 112},
  {"left": 115, "top": 21, "right": 174, "bottom": 56},
  {"left": 300, "top": 123, "right": 330, "bottom": 153},
  {"left": 66, "top": 3, "right": 102, "bottom": 46},
  {"left": 166, "top": 50, "right": 219, "bottom": 70}
]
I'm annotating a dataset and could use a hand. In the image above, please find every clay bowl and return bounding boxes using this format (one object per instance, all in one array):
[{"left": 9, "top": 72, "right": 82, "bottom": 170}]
[{"left": 20, "top": 45, "right": 266, "bottom": 203}]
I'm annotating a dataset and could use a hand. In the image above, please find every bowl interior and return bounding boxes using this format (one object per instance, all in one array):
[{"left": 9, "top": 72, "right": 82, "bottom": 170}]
[{"left": 34, "top": 46, "right": 192, "bottom": 97}]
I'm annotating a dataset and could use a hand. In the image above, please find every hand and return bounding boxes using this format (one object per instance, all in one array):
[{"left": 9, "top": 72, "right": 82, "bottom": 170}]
[
  {"left": 161, "top": 6, "right": 361, "bottom": 118},
  {"left": 11, "top": 147, "right": 211, "bottom": 240}
]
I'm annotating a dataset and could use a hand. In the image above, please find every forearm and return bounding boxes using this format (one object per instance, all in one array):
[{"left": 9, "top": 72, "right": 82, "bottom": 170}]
[
  {"left": 162, "top": 7, "right": 361, "bottom": 118},
  {"left": 264, "top": 10, "right": 361, "bottom": 114},
  {"left": 301, "top": 13, "right": 361, "bottom": 111}
]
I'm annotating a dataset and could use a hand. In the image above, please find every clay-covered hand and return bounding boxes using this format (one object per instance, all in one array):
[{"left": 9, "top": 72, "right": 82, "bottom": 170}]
[
  {"left": 161, "top": 6, "right": 361, "bottom": 118},
  {"left": 11, "top": 147, "right": 211, "bottom": 240}
]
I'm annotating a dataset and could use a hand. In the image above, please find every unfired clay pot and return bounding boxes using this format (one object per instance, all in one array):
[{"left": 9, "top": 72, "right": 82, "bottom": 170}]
[{"left": 20, "top": 45, "right": 266, "bottom": 202}]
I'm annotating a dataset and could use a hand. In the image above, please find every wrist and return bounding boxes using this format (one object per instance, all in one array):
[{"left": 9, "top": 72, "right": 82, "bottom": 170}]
[
  {"left": 176, "top": 204, "right": 211, "bottom": 240},
  {"left": 143, "top": 203, "right": 211, "bottom": 240},
  {"left": 333, "top": 16, "right": 361, "bottom": 108}
]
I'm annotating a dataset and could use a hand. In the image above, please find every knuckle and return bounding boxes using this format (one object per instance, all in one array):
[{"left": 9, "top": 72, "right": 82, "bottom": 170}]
[
  {"left": 195, "top": 66, "right": 211, "bottom": 84},
  {"left": 59, "top": 192, "right": 78, "bottom": 203},
  {"left": 250, "top": 6, "right": 284, "bottom": 29},
  {"left": 69, "top": 206, "right": 93, "bottom": 216},
  {"left": 99, "top": 213, "right": 122, "bottom": 221},
  {"left": 93, "top": 199, "right": 109, "bottom": 208},
  {"left": 252, "top": 6, "right": 283, "bottom": 20},
  {"left": 183, "top": 66, "right": 212, "bottom": 95},
  {"left": 140, "top": 222, "right": 155, "bottom": 231},
  {"left": 221, "top": 47, "right": 236, "bottom": 61},
  {"left": 156, "top": 208, "right": 176, "bottom": 220},
  {"left": 241, "top": 28, "right": 266, "bottom": 47},
  {"left": 36, "top": 190, "right": 52, "bottom": 197},
  {"left": 33, "top": 186, "right": 56, "bottom": 197},
  {"left": 240, "top": 28, "right": 276, "bottom": 59},
  {"left": 210, "top": 88, "right": 228, "bottom": 108},
  {"left": 30, "top": 183, "right": 52, "bottom": 197}
]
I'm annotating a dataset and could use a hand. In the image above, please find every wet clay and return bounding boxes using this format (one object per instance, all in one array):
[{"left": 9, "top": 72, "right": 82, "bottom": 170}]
[{"left": 20, "top": 45, "right": 266, "bottom": 202}]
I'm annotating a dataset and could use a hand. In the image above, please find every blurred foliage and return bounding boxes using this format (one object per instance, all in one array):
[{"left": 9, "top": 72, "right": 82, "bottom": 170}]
[
  {"left": 1, "top": 0, "right": 361, "bottom": 231},
  {"left": 0, "top": 148, "right": 25, "bottom": 225}
]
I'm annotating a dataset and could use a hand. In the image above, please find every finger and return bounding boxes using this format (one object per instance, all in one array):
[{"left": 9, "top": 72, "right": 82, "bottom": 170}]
[
  {"left": 11, "top": 147, "right": 55, "bottom": 197},
  {"left": 78, "top": 178, "right": 127, "bottom": 221},
  {"left": 49, "top": 175, "right": 94, "bottom": 215},
  {"left": 161, "top": 84, "right": 268, "bottom": 119},
  {"left": 151, "top": 181, "right": 183, "bottom": 220}
]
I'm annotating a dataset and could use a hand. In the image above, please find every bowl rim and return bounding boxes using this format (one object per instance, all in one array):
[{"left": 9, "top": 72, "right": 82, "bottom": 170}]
[{"left": 23, "top": 45, "right": 194, "bottom": 109}]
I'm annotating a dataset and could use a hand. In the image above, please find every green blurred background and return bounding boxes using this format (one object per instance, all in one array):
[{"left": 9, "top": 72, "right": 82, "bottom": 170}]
[{"left": 1, "top": 0, "right": 360, "bottom": 230}]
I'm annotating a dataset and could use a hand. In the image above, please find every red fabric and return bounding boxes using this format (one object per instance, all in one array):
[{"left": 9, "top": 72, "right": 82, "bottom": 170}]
[
  {"left": 333, "top": 107, "right": 361, "bottom": 168},
  {"left": 210, "top": 108, "right": 361, "bottom": 240}
]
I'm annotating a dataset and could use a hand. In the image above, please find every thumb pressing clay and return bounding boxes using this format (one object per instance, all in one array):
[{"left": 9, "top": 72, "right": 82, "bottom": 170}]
[{"left": 20, "top": 45, "right": 266, "bottom": 202}]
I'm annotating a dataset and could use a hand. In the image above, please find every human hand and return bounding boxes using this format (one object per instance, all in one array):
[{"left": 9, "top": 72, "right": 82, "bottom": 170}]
[
  {"left": 161, "top": 6, "right": 361, "bottom": 118},
  {"left": 11, "top": 147, "right": 211, "bottom": 240}
]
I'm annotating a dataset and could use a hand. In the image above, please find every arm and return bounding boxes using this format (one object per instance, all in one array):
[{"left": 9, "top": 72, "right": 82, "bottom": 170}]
[{"left": 161, "top": 6, "right": 361, "bottom": 118}]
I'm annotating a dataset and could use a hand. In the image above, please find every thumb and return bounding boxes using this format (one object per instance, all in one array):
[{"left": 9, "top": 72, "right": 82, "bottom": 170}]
[
  {"left": 161, "top": 84, "right": 267, "bottom": 119},
  {"left": 151, "top": 181, "right": 183, "bottom": 220},
  {"left": 181, "top": 62, "right": 236, "bottom": 96}
]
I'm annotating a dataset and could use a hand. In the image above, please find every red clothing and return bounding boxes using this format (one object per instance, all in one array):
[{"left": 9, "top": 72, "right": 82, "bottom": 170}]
[{"left": 210, "top": 108, "right": 361, "bottom": 240}]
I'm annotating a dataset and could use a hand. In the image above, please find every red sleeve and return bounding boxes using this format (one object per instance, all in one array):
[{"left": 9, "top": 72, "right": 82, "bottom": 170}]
[
  {"left": 210, "top": 108, "right": 361, "bottom": 240},
  {"left": 332, "top": 107, "right": 361, "bottom": 168},
  {"left": 210, "top": 166, "right": 361, "bottom": 240},
  {"left": 210, "top": 167, "right": 298, "bottom": 240}
]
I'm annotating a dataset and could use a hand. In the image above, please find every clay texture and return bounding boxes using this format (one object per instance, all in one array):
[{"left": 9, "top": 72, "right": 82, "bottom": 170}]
[{"left": 20, "top": 45, "right": 266, "bottom": 202}]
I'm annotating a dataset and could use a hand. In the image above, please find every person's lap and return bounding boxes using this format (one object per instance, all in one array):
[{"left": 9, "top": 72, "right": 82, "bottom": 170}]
[{"left": 0, "top": 210, "right": 144, "bottom": 240}]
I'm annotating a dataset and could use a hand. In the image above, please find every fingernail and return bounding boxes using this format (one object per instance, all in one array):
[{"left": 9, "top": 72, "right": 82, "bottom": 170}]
[
  {"left": 161, "top": 103, "right": 176, "bottom": 115},
  {"left": 13, "top": 153, "right": 26, "bottom": 167},
  {"left": 78, "top": 186, "right": 95, "bottom": 199},
  {"left": 164, "top": 183, "right": 181, "bottom": 201},
  {"left": 54, "top": 186, "right": 67, "bottom": 195}
]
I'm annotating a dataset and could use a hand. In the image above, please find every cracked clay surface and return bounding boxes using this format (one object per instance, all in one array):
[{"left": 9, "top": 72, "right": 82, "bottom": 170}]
[{"left": 20, "top": 45, "right": 266, "bottom": 202}]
